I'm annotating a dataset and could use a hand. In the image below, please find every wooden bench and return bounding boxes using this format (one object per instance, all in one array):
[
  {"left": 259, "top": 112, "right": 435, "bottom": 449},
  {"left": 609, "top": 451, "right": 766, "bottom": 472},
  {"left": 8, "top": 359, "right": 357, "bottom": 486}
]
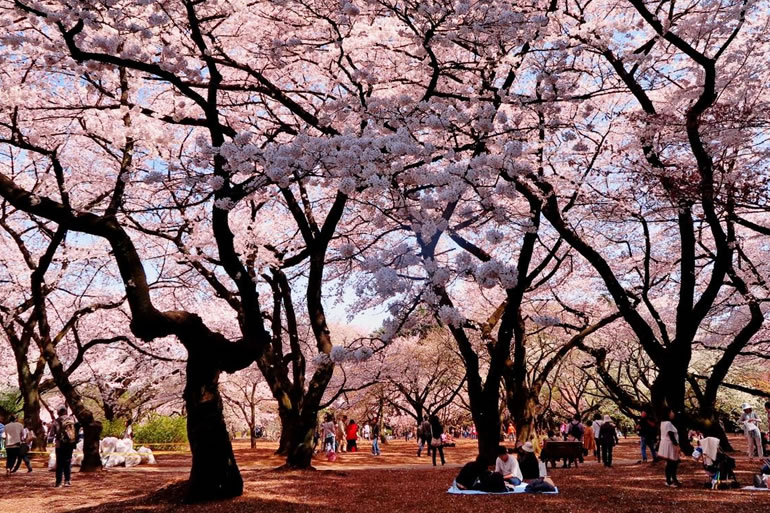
[{"left": 540, "top": 441, "right": 584, "bottom": 469}]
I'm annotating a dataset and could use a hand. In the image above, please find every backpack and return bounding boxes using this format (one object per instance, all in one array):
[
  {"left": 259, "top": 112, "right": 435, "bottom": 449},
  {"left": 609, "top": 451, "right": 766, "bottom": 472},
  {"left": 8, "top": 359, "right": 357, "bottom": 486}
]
[
  {"left": 570, "top": 422, "right": 584, "bottom": 439},
  {"left": 59, "top": 417, "right": 77, "bottom": 445}
]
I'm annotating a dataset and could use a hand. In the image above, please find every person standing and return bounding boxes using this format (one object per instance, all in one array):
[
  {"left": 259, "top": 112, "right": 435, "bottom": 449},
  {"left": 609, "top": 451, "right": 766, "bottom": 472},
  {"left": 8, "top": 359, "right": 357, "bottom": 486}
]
[
  {"left": 740, "top": 403, "right": 762, "bottom": 459},
  {"left": 0, "top": 419, "right": 5, "bottom": 456},
  {"left": 4, "top": 416, "right": 23, "bottom": 475},
  {"left": 599, "top": 415, "right": 619, "bottom": 467},
  {"left": 371, "top": 423, "right": 381, "bottom": 456},
  {"left": 658, "top": 409, "right": 681, "bottom": 488},
  {"left": 336, "top": 415, "right": 348, "bottom": 453},
  {"left": 638, "top": 411, "right": 659, "bottom": 463},
  {"left": 11, "top": 425, "right": 33, "bottom": 473},
  {"left": 51, "top": 407, "right": 77, "bottom": 487},
  {"left": 346, "top": 419, "right": 359, "bottom": 452},
  {"left": 417, "top": 418, "right": 431, "bottom": 457},
  {"left": 592, "top": 413, "right": 603, "bottom": 463},
  {"left": 321, "top": 413, "right": 336, "bottom": 453},
  {"left": 429, "top": 415, "right": 445, "bottom": 466},
  {"left": 583, "top": 420, "right": 596, "bottom": 457}
]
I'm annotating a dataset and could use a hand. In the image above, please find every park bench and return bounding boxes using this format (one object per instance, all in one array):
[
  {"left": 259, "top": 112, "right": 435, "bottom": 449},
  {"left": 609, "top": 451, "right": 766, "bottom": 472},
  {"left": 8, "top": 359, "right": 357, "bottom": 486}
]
[{"left": 540, "top": 440, "right": 584, "bottom": 469}]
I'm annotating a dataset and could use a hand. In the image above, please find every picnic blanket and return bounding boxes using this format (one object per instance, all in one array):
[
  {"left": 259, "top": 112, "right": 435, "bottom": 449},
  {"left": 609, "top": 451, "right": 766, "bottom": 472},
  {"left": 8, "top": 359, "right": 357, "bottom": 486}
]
[
  {"left": 742, "top": 486, "right": 770, "bottom": 491},
  {"left": 447, "top": 482, "right": 559, "bottom": 495}
]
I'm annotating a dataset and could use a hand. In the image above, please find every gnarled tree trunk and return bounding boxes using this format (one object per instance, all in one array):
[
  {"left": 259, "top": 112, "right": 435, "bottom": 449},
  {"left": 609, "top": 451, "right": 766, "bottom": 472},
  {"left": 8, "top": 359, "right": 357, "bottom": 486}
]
[{"left": 184, "top": 351, "right": 242, "bottom": 502}]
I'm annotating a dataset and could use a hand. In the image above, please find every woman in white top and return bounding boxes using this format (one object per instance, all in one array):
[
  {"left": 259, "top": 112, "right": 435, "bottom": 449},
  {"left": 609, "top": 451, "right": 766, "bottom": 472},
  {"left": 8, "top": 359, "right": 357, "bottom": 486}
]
[
  {"left": 658, "top": 409, "right": 681, "bottom": 488},
  {"left": 320, "top": 413, "right": 336, "bottom": 452},
  {"left": 739, "top": 403, "right": 762, "bottom": 459}
]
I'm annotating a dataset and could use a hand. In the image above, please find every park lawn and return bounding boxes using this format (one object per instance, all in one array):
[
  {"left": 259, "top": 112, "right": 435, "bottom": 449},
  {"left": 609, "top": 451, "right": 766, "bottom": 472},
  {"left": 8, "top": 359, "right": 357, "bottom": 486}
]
[{"left": 2, "top": 436, "right": 768, "bottom": 513}]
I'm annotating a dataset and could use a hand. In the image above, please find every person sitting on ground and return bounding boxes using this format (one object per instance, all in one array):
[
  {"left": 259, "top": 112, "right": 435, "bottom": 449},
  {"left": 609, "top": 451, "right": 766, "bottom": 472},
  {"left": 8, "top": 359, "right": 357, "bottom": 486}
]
[
  {"left": 495, "top": 446, "right": 523, "bottom": 486},
  {"left": 517, "top": 441, "right": 540, "bottom": 480}
]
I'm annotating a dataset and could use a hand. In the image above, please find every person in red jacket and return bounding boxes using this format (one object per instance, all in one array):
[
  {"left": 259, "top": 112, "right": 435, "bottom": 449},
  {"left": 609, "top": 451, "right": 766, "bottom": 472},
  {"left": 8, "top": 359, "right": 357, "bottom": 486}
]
[{"left": 346, "top": 419, "right": 359, "bottom": 452}]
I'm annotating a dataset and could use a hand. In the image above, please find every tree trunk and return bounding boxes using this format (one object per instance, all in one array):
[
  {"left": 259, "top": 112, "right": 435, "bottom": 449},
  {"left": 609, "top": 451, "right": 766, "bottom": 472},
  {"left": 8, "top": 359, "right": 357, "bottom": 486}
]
[
  {"left": 473, "top": 393, "right": 502, "bottom": 466},
  {"left": 80, "top": 420, "right": 104, "bottom": 472},
  {"left": 283, "top": 411, "right": 317, "bottom": 469},
  {"left": 21, "top": 383, "right": 46, "bottom": 450},
  {"left": 184, "top": 353, "right": 243, "bottom": 503},
  {"left": 510, "top": 394, "right": 538, "bottom": 446},
  {"left": 275, "top": 406, "right": 293, "bottom": 456}
]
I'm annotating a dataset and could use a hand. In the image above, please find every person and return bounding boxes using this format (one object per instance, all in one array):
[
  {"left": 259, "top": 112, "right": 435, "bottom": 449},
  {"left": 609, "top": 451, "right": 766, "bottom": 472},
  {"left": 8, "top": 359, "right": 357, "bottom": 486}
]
[
  {"left": 321, "top": 413, "right": 336, "bottom": 452},
  {"left": 417, "top": 418, "right": 431, "bottom": 457},
  {"left": 740, "top": 403, "right": 762, "bottom": 459},
  {"left": 567, "top": 414, "right": 584, "bottom": 442},
  {"left": 4, "top": 416, "right": 23, "bottom": 475},
  {"left": 592, "top": 413, "right": 603, "bottom": 462},
  {"left": 0, "top": 419, "right": 5, "bottom": 455},
  {"left": 495, "top": 446, "right": 523, "bottom": 485},
  {"left": 363, "top": 423, "right": 371, "bottom": 441},
  {"left": 583, "top": 420, "right": 596, "bottom": 457},
  {"left": 599, "top": 415, "right": 619, "bottom": 468},
  {"left": 371, "top": 423, "right": 381, "bottom": 456},
  {"left": 429, "top": 415, "right": 446, "bottom": 466},
  {"left": 517, "top": 441, "right": 539, "bottom": 480},
  {"left": 507, "top": 422, "right": 516, "bottom": 442},
  {"left": 50, "top": 407, "right": 77, "bottom": 487},
  {"left": 638, "top": 411, "right": 659, "bottom": 463},
  {"left": 336, "top": 415, "right": 347, "bottom": 452},
  {"left": 658, "top": 409, "right": 681, "bottom": 488},
  {"left": 11, "top": 425, "right": 33, "bottom": 473},
  {"left": 346, "top": 419, "right": 359, "bottom": 452}
]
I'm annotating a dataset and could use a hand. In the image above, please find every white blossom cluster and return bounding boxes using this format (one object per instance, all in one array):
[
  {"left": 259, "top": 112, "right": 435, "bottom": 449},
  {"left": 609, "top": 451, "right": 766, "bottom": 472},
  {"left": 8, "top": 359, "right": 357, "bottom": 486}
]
[{"left": 531, "top": 315, "right": 560, "bottom": 327}]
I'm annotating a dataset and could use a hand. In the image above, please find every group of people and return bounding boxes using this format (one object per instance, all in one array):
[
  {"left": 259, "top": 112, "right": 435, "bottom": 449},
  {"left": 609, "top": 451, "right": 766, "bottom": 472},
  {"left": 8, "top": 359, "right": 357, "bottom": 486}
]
[
  {"left": 1, "top": 415, "right": 33, "bottom": 474},
  {"left": 318, "top": 414, "right": 382, "bottom": 456},
  {"left": 1, "top": 407, "right": 78, "bottom": 488}
]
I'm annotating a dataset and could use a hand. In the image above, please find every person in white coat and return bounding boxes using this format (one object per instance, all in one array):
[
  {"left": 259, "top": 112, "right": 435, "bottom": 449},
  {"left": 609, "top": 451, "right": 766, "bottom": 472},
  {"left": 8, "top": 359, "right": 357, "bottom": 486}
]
[
  {"left": 658, "top": 409, "right": 682, "bottom": 488},
  {"left": 739, "top": 403, "right": 762, "bottom": 459}
]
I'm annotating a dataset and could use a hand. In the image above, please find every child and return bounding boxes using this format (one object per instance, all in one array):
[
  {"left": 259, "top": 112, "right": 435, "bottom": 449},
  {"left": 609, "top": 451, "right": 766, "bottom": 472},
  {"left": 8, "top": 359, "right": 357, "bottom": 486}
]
[{"left": 495, "top": 446, "right": 523, "bottom": 485}]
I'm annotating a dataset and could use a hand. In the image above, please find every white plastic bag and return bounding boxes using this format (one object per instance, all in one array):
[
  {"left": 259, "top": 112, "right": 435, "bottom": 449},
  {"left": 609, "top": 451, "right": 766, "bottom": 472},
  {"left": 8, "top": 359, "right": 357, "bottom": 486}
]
[
  {"left": 72, "top": 451, "right": 84, "bottom": 467},
  {"left": 115, "top": 438, "right": 134, "bottom": 454},
  {"left": 137, "top": 446, "right": 156, "bottom": 465},
  {"left": 104, "top": 453, "right": 126, "bottom": 468},
  {"left": 100, "top": 437, "right": 118, "bottom": 454},
  {"left": 124, "top": 449, "right": 141, "bottom": 468},
  {"left": 48, "top": 451, "right": 57, "bottom": 471},
  {"left": 76, "top": 440, "right": 84, "bottom": 452}
]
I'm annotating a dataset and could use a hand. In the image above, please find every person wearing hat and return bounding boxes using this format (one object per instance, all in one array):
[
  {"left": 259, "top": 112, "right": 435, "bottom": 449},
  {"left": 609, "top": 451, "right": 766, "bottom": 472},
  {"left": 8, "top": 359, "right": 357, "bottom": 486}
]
[
  {"left": 598, "top": 415, "right": 619, "bottom": 468},
  {"left": 740, "top": 403, "right": 762, "bottom": 459},
  {"left": 517, "top": 441, "right": 540, "bottom": 480}
]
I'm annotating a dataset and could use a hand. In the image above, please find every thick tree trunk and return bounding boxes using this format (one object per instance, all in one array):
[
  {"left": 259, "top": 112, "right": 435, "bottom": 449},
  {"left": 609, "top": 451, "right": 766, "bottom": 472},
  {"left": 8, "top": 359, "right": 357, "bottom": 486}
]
[
  {"left": 275, "top": 406, "right": 293, "bottom": 456},
  {"left": 21, "top": 383, "right": 46, "bottom": 450},
  {"left": 510, "top": 393, "right": 538, "bottom": 446},
  {"left": 184, "top": 354, "right": 242, "bottom": 503},
  {"left": 80, "top": 420, "right": 104, "bottom": 472},
  {"left": 283, "top": 411, "right": 317, "bottom": 469},
  {"left": 473, "top": 393, "right": 502, "bottom": 466}
]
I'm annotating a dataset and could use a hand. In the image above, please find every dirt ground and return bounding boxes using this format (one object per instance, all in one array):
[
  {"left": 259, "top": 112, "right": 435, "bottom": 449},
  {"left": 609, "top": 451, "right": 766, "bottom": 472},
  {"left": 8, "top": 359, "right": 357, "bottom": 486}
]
[{"left": 2, "top": 435, "right": 769, "bottom": 513}]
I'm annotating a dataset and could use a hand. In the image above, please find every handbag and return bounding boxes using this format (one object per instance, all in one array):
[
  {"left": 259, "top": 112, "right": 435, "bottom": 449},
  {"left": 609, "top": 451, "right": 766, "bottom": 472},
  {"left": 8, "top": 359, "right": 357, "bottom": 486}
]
[{"left": 431, "top": 437, "right": 442, "bottom": 447}]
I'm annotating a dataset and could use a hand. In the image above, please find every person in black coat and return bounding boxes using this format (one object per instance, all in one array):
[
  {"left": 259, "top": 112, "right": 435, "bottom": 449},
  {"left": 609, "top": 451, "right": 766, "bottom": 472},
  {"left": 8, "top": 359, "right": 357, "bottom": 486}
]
[
  {"left": 599, "top": 415, "right": 619, "bottom": 467},
  {"left": 429, "top": 415, "right": 446, "bottom": 466}
]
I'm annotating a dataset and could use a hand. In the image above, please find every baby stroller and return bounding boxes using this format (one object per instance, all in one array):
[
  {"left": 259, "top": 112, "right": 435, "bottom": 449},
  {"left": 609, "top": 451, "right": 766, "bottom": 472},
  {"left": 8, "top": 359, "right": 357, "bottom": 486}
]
[{"left": 694, "top": 437, "right": 739, "bottom": 489}]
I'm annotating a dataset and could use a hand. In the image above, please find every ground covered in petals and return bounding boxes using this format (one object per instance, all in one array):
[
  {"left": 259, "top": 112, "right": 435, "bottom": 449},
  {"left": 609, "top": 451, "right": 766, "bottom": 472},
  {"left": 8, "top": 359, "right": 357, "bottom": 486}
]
[{"left": 3, "top": 436, "right": 768, "bottom": 513}]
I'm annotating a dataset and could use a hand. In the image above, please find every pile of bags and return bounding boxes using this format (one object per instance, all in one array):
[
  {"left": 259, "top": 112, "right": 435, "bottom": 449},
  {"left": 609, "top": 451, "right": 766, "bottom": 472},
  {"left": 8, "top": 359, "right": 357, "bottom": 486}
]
[{"left": 48, "top": 437, "right": 156, "bottom": 470}]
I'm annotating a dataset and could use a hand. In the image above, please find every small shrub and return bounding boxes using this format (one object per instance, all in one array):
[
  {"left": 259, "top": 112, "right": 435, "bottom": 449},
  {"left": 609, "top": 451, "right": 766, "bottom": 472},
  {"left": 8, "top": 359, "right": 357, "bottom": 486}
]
[
  {"left": 134, "top": 414, "right": 188, "bottom": 451},
  {"left": 101, "top": 418, "right": 127, "bottom": 439}
]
